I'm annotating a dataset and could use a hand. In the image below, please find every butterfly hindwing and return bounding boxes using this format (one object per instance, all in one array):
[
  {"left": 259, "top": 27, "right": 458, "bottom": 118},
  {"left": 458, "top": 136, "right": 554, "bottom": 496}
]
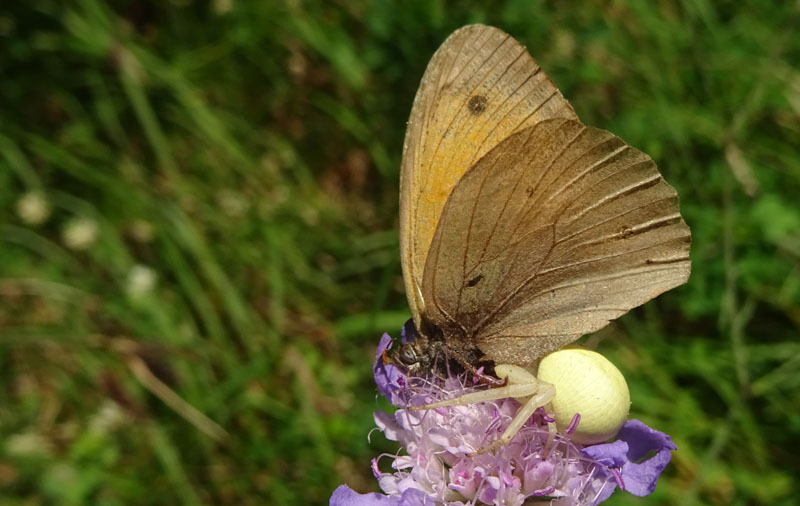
[{"left": 422, "top": 119, "right": 691, "bottom": 366}]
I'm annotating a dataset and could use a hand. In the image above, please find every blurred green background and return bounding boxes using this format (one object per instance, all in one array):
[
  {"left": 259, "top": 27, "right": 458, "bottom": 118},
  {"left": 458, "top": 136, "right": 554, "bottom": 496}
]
[{"left": 1, "top": 1, "right": 799, "bottom": 505}]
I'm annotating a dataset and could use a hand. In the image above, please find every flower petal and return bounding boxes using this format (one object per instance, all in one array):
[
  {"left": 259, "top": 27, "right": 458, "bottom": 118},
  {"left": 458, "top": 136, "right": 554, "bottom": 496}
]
[
  {"left": 617, "top": 419, "right": 678, "bottom": 460},
  {"left": 330, "top": 485, "right": 399, "bottom": 506},
  {"left": 616, "top": 419, "right": 677, "bottom": 496},
  {"left": 582, "top": 419, "right": 677, "bottom": 498},
  {"left": 374, "top": 411, "right": 401, "bottom": 441},
  {"left": 398, "top": 487, "right": 438, "bottom": 506},
  {"left": 373, "top": 334, "right": 407, "bottom": 407},
  {"left": 581, "top": 440, "right": 629, "bottom": 468}
]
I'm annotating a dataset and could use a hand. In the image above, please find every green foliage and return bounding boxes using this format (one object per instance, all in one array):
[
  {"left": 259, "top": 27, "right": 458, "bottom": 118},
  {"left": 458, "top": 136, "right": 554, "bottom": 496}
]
[{"left": 0, "top": 1, "right": 798, "bottom": 504}]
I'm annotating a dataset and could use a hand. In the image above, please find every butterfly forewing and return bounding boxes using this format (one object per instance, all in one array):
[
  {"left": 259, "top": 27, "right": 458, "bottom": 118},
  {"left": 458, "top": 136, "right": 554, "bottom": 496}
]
[
  {"left": 422, "top": 119, "right": 691, "bottom": 366},
  {"left": 400, "top": 24, "right": 577, "bottom": 329}
]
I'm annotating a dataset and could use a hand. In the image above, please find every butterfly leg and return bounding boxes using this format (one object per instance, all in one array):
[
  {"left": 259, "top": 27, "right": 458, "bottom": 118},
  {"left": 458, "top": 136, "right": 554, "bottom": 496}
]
[{"left": 446, "top": 348, "right": 506, "bottom": 386}]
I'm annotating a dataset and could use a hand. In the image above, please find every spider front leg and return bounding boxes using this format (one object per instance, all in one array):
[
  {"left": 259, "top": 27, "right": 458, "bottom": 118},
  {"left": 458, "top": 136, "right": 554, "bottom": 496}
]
[
  {"left": 469, "top": 365, "right": 555, "bottom": 456},
  {"left": 410, "top": 364, "right": 555, "bottom": 456}
]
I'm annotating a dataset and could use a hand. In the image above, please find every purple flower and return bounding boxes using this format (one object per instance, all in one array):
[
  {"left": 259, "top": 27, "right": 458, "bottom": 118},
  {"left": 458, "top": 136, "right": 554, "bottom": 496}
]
[{"left": 333, "top": 329, "right": 677, "bottom": 506}]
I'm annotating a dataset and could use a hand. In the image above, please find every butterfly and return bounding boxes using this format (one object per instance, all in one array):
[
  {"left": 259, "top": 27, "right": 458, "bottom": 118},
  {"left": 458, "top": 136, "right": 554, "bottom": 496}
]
[{"left": 396, "top": 25, "right": 691, "bottom": 452}]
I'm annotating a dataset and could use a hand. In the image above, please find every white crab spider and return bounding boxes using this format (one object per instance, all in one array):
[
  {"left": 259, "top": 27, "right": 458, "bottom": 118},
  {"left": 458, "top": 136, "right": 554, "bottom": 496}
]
[{"left": 412, "top": 348, "right": 631, "bottom": 455}]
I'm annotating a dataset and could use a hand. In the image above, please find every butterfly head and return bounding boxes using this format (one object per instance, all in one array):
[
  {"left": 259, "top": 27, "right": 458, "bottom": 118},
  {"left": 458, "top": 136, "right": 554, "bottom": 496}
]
[{"left": 390, "top": 317, "right": 442, "bottom": 376}]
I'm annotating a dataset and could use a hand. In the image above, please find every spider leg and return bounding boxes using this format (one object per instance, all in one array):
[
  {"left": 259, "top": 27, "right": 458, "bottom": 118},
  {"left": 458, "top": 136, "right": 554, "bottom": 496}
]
[
  {"left": 408, "top": 363, "right": 557, "bottom": 455},
  {"left": 468, "top": 380, "right": 555, "bottom": 456},
  {"left": 410, "top": 364, "right": 540, "bottom": 410},
  {"left": 409, "top": 381, "right": 541, "bottom": 410}
]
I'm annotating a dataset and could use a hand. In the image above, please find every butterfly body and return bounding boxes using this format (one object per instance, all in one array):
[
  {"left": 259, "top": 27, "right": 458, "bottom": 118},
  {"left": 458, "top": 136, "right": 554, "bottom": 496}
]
[{"left": 396, "top": 315, "right": 485, "bottom": 377}]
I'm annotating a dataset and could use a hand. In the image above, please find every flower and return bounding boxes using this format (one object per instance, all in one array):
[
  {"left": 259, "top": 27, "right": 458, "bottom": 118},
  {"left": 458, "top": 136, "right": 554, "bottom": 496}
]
[
  {"left": 333, "top": 327, "right": 676, "bottom": 506},
  {"left": 126, "top": 264, "right": 157, "bottom": 299},
  {"left": 62, "top": 216, "right": 99, "bottom": 250},
  {"left": 16, "top": 192, "right": 50, "bottom": 225}
]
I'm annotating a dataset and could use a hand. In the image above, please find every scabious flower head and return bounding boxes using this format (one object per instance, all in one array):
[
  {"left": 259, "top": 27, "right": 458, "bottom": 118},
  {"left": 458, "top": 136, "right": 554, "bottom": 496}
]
[{"left": 332, "top": 327, "right": 676, "bottom": 506}]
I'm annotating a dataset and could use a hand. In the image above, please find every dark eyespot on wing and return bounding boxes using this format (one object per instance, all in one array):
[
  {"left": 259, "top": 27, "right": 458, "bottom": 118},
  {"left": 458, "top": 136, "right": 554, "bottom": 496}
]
[
  {"left": 467, "top": 274, "right": 484, "bottom": 287},
  {"left": 645, "top": 255, "right": 690, "bottom": 266},
  {"left": 468, "top": 95, "right": 488, "bottom": 114}
]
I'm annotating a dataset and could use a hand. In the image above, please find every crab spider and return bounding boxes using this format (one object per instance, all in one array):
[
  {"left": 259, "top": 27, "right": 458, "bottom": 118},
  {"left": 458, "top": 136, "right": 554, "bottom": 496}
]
[{"left": 411, "top": 348, "right": 631, "bottom": 455}]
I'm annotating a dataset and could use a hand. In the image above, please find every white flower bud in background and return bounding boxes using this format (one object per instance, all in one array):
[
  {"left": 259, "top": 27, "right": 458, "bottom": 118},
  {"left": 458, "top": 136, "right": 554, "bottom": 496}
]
[
  {"left": 126, "top": 264, "right": 157, "bottom": 299},
  {"left": 6, "top": 432, "right": 52, "bottom": 457},
  {"left": 61, "top": 217, "right": 99, "bottom": 250},
  {"left": 16, "top": 192, "right": 51, "bottom": 225},
  {"left": 89, "top": 401, "right": 127, "bottom": 435}
]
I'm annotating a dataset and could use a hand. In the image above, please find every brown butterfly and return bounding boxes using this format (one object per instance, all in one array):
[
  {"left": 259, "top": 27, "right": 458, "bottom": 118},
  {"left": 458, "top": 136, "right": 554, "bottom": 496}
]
[{"left": 397, "top": 24, "right": 691, "bottom": 375}]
